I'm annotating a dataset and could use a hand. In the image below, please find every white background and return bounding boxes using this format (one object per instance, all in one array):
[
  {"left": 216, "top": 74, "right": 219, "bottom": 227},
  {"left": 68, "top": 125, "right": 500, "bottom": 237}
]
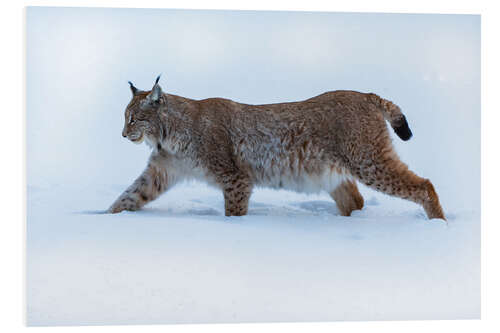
[{"left": 2, "top": 0, "right": 500, "bottom": 332}]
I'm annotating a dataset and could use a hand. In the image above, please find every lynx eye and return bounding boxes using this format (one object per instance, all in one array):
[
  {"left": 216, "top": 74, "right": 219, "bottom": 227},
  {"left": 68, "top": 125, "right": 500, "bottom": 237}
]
[{"left": 127, "top": 112, "right": 135, "bottom": 125}]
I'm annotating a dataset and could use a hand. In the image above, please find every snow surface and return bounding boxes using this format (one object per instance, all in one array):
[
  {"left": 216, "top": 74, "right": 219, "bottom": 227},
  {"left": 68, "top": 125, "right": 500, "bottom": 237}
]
[
  {"left": 26, "top": 8, "right": 480, "bottom": 326},
  {"left": 27, "top": 182, "right": 479, "bottom": 325}
]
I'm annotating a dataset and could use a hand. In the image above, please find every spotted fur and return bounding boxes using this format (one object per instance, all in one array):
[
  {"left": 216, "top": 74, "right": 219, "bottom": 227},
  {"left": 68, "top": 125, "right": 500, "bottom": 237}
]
[{"left": 108, "top": 79, "right": 445, "bottom": 220}]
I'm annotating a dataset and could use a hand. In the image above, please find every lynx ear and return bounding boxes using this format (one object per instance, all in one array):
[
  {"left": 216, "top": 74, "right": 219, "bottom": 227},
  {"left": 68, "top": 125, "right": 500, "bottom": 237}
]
[
  {"left": 128, "top": 81, "right": 139, "bottom": 96},
  {"left": 147, "top": 84, "right": 162, "bottom": 103},
  {"left": 147, "top": 75, "right": 163, "bottom": 102}
]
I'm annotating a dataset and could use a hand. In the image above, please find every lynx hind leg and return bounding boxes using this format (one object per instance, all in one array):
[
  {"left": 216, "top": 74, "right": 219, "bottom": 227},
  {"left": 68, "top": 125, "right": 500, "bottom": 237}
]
[
  {"left": 330, "top": 180, "right": 364, "bottom": 216},
  {"left": 221, "top": 175, "right": 253, "bottom": 217},
  {"left": 354, "top": 151, "right": 445, "bottom": 220}
]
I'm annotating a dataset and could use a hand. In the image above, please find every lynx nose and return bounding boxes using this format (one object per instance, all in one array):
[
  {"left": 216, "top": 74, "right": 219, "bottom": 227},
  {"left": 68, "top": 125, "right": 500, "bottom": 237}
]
[{"left": 122, "top": 129, "right": 127, "bottom": 138}]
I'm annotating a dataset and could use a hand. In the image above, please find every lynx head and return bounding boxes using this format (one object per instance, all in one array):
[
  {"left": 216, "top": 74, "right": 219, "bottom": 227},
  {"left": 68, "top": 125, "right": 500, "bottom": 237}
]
[{"left": 122, "top": 75, "right": 165, "bottom": 147}]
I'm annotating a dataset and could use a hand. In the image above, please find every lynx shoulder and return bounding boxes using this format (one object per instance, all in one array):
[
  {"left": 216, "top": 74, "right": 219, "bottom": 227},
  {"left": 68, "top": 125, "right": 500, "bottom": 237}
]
[{"left": 108, "top": 77, "right": 445, "bottom": 220}]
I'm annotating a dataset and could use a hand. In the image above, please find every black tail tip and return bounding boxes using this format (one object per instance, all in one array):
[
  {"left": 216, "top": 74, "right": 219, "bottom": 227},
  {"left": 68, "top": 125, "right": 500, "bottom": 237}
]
[{"left": 393, "top": 115, "right": 413, "bottom": 141}]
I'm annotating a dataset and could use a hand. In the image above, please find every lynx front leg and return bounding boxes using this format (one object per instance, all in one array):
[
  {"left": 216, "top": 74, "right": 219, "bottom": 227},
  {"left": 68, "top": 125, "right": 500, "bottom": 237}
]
[
  {"left": 204, "top": 134, "right": 253, "bottom": 216},
  {"left": 108, "top": 159, "right": 173, "bottom": 213}
]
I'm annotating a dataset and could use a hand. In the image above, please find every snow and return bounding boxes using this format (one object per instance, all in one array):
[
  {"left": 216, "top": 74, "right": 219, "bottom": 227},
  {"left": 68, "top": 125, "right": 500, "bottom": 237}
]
[
  {"left": 27, "top": 182, "right": 479, "bottom": 326},
  {"left": 26, "top": 8, "right": 480, "bottom": 326}
]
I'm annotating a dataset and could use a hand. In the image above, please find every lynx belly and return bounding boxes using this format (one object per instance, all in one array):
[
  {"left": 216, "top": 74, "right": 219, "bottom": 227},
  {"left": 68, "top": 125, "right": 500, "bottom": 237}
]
[{"left": 255, "top": 164, "right": 352, "bottom": 194}]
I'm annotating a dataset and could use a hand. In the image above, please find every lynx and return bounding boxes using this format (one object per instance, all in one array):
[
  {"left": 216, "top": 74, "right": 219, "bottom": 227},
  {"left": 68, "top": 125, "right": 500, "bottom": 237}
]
[{"left": 108, "top": 76, "right": 445, "bottom": 220}]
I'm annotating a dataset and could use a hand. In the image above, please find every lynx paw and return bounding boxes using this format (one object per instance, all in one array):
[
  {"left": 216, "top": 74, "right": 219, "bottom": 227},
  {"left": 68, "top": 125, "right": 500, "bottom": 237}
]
[
  {"left": 107, "top": 199, "right": 139, "bottom": 214},
  {"left": 107, "top": 205, "right": 125, "bottom": 214}
]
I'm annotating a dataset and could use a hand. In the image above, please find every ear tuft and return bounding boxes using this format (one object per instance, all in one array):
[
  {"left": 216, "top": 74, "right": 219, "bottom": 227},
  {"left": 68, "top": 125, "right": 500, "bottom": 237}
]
[
  {"left": 128, "top": 81, "right": 138, "bottom": 95},
  {"left": 154, "top": 74, "right": 161, "bottom": 85}
]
